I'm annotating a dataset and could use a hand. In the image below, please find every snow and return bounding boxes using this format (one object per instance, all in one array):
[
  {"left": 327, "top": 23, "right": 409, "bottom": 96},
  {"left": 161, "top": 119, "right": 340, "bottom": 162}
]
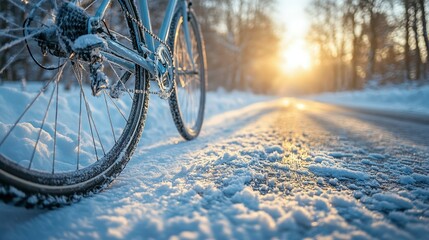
[
  {"left": 368, "top": 153, "right": 387, "bottom": 160},
  {"left": 309, "top": 83, "right": 429, "bottom": 116},
  {"left": 328, "top": 152, "right": 354, "bottom": 158},
  {"left": 1, "top": 83, "right": 429, "bottom": 239},
  {"left": 308, "top": 164, "right": 370, "bottom": 180},
  {"left": 411, "top": 173, "right": 429, "bottom": 184},
  {"left": 231, "top": 187, "right": 260, "bottom": 210},
  {"left": 372, "top": 193, "right": 413, "bottom": 211},
  {"left": 399, "top": 175, "right": 416, "bottom": 185},
  {"left": 72, "top": 34, "right": 107, "bottom": 51}
]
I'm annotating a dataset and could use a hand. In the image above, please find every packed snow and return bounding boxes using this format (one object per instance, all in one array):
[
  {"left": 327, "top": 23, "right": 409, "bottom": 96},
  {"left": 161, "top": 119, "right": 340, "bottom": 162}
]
[
  {"left": 309, "top": 83, "right": 429, "bottom": 116},
  {"left": 0, "top": 83, "right": 428, "bottom": 239}
]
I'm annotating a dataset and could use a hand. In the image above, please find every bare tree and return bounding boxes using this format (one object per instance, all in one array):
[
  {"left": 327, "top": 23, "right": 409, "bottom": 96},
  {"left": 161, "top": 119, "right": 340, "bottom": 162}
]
[
  {"left": 419, "top": 0, "right": 429, "bottom": 77},
  {"left": 412, "top": 0, "right": 422, "bottom": 80},
  {"left": 404, "top": 0, "right": 412, "bottom": 80},
  {"left": 360, "top": 0, "right": 378, "bottom": 79},
  {"left": 307, "top": 0, "right": 346, "bottom": 91},
  {"left": 344, "top": 0, "right": 364, "bottom": 89}
]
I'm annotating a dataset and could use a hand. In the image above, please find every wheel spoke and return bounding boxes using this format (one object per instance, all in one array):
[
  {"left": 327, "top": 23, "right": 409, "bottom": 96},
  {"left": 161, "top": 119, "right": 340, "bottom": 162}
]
[
  {"left": 88, "top": 104, "right": 106, "bottom": 156},
  {"left": 0, "top": 0, "right": 148, "bottom": 199},
  {"left": 73, "top": 64, "right": 107, "bottom": 157},
  {"left": 0, "top": 45, "right": 26, "bottom": 74},
  {"left": 109, "top": 30, "right": 132, "bottom": 42},
  {"left": 0, "top": 14, "right": 20, "bottom": 28},
  {"left": 28, "top": 78, "right": 57, "bottom": 170},
  {"left": 7, "top": 0, "right": 27, "bottom": 12},
  {"left": 0, "top": 63, "right": 66, "bottom": 148},
  {"left": 8, "top": 0, "right": 51, "bottom": 15},
  {"left": 52, "top": 78, "right": 59, "bottom": 174},
  {"left": 72, "top": 64, "right": 101, "bottom": 160},
  {"left": 0, "top": 28, "right": 46, "bottom": 54},
  {"left": 80, "top": 79, "right": 99, "bottom": 161},
  {"left": 0, "top": 32, "right": 21, "bottom": 40},
  {"left": 77, "top": 87, "right": 83, "bottom": 170},
  {"left": 171, "top": 14, "right": 205, "bottom": 133},
  {"left": 0, "top": 27, "right": 41, "bottom": 39},
  {"left": 106, "top": 93, "right": 129, "bottom": 123},
  {"left": 83, "top": 0, "right": 100, "bottom": 11},
  {"left": 103, "top": 91, "right": 117, "bottom": 143},
  {"left": 107, "top": 61, "right": 133, "bottom": 100}
]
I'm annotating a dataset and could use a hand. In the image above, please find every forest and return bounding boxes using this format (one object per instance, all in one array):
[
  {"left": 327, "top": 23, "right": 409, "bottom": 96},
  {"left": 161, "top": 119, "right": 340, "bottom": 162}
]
[
  {"left": 1, "top": 0, "right": 429, "bottom": 94},
  {"left": 301, "top": 0, "right": 429, "bottom": 94},
  {"left": 151, "top": 0, "right": 282, "bottom": 93},
  {"left": 153, "top": 0, "right": 429, "bottom": 94}
]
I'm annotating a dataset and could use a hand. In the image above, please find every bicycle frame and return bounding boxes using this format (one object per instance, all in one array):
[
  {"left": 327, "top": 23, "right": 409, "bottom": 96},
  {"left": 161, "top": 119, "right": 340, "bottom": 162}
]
[{"left": 89, "top": 0, "right": 194, "bottom": 77}]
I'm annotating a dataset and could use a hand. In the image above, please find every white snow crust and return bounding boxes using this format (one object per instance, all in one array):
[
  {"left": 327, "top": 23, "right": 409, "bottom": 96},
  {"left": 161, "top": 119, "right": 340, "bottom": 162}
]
[
  {"left": 0, "top": 83, "right": 428, "bottom": 239},
  {"left": 309, "top": 83, "right": 429, "bottom": 116}
]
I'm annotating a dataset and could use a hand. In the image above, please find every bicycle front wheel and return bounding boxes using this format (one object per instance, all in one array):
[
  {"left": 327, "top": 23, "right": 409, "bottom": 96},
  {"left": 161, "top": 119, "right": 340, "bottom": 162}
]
[
  {"left": 0, "top": 0, "right": 149, "bottom": 207},
  {"left": 168, "top": 9, "right": 207, "bottom": 140}
]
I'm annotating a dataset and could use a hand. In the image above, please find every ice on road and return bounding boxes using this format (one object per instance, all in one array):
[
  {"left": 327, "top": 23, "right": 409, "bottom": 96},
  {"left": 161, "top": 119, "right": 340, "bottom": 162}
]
[{"left": 1, "top": 92, "right": 429, "bottom": 240}]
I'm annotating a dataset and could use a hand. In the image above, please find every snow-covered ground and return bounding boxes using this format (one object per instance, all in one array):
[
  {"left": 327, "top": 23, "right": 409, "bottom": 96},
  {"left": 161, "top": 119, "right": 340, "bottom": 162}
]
[
  {"left": 1, "top": 84, "right": 429, "bottom": 239},
  {"left": 0, "top": 83, "right": 272, "bottom": 173},
  {"left": 142, "top": 88, "right": 274, "bottom": 145},
  {"left": 309, "top": 83, "right": 429, "bottom": 116}
]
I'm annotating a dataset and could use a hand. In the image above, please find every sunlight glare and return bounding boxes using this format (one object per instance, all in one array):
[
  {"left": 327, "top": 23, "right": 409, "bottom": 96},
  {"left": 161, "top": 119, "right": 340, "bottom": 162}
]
[
  {"left": 281, "top": 41, "right": 312, "bottom": 74},
  {"left": 282, "top": 99, "right": 291, "bottom": 107},
  {"left": 295, "top": 103, "right": 306, "bottom": 110}
]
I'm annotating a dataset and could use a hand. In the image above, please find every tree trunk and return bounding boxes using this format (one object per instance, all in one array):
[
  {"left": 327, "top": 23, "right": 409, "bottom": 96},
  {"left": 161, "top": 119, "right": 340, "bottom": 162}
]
[
  {"left": 351, "top": 15, "right": 359, "bottom": 89},
  {"left": 339, "top": 30, "right": 347, "bottom": 90},
  {"left": 404, "top": 0, "right": 412, "bottom": 80},
  {"left": 419, "top": 0, "right": 429, "bottom": 77},
  {"left": 412, "top": 1, "right": 422, "bottom": 80},
  {"left": 367, "top": 9, "right": 377, "bottom": 80}
]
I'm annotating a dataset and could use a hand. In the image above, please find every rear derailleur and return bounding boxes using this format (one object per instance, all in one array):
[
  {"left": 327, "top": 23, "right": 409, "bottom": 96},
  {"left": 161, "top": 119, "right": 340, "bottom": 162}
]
[{"left": 27, "top": 2, "right": 110, "bottom": 96}]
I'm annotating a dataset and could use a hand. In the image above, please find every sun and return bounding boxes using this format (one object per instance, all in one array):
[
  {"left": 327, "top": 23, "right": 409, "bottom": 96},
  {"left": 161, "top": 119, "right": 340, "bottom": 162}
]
[{"left": 281, "top": 41, "right": 312, "bottom": 74}]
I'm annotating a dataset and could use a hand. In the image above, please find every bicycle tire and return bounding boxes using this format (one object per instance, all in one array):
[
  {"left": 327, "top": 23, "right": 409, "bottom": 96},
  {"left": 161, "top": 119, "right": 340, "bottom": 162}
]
[
  {"left": 0, "top": 0, "right": 149, "bottom": 208},
  {"left": 168, "top": 9, "right": 207, "bottom": 140}
]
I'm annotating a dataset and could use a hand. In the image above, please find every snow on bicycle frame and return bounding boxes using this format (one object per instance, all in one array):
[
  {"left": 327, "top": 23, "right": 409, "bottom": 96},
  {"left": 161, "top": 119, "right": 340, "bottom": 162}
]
[{"left": 34, "top": 0, "right": 195, "bottom": 98}]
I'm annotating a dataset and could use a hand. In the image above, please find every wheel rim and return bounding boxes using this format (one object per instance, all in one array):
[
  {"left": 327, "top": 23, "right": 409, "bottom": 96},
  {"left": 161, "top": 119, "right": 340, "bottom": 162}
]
[
  {"left": 0, "top": 0, "right": 144, "bottom": 182},
  {"left": 173, "top": 15, "right": 205, "bottom": 133}
]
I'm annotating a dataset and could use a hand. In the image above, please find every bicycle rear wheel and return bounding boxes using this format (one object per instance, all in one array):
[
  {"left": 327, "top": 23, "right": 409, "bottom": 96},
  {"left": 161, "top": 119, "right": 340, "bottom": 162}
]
[
  {"left": 0, "top": 0, "right": 148, "bottom": 207},
  {"left": 168, "top": 9, "right": 207, "bottom": 140}
]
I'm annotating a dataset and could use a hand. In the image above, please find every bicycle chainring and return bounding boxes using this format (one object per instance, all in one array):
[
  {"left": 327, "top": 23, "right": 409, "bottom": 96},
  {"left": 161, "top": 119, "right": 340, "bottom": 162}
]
[{"left": 154, "top": 44, "right": 175, "bottom": 99}]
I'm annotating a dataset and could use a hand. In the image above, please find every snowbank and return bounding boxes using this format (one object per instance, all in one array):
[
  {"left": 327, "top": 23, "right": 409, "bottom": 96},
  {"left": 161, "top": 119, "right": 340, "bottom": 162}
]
[
  {"left": 1, "top": 83, "right": 428, "bottom": 239},
  {"left": 309, "top": 83, "right": 429, "bottom": 115},
  {"left": 0, "top": 82, "right": 272, "bottom": 172}
]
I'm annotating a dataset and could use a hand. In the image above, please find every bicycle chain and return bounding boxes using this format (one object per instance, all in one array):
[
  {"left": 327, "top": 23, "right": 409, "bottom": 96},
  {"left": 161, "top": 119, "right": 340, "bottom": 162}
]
[{"left": 123, "top": 10, "right": 175, "bottom": 98}]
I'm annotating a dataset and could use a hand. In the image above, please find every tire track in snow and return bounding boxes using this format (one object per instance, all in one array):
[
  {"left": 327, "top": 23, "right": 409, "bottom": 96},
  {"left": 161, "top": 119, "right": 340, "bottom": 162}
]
[{"left": 1, "top": 99, "right": 428, "bottom": 239}]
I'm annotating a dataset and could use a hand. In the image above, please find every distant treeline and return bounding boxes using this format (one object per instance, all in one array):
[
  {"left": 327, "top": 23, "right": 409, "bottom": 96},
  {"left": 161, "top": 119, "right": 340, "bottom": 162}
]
[
  {"left": 179, "top": 0, "right": 282, "bottom": 93},
  {"left": 0, "top": 0, "right": 282, "bottom": 94},
  {"left": 304, "top": 0, "right": 429, "bottom": 93}
]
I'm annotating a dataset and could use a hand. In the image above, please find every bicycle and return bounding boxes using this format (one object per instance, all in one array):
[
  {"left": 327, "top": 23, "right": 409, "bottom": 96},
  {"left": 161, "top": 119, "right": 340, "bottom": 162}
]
[{"left": 0, "top": 0, "right": 206, "bottom": 208}]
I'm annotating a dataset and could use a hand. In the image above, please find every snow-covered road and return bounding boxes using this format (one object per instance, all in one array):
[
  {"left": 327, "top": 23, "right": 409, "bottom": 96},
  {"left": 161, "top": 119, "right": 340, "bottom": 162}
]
[{"left": 1, "top": 97, "right": 429, "bottom": 239}]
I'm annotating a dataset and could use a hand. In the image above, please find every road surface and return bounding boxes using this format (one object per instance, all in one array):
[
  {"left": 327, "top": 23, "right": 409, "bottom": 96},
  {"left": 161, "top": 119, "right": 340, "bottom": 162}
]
[{"left": 1, "top": 98, "right": 428, "bottom": 239}]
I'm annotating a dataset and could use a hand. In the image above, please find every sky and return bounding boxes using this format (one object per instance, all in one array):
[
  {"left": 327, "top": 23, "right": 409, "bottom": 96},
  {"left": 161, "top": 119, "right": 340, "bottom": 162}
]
[
  {"left": 274, "top": 0, "right": 313, "bottom": 73},
  {"left": 275, "top": 0, "right": 312, "bottom": 41}
]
